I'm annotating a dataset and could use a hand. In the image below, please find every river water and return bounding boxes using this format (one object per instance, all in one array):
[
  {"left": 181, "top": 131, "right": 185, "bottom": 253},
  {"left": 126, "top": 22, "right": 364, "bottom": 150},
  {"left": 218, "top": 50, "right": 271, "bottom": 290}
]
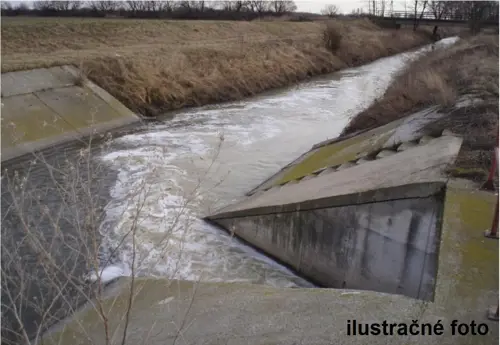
[{"left": 92, "top": 37, "right": 458, "bottom": 288}]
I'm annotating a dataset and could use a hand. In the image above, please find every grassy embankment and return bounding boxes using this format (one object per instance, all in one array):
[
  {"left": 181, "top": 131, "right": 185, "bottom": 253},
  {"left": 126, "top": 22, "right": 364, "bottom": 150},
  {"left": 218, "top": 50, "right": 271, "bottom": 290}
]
[
  {"left": 2, "top": 17, "right": 434, "bottom": 117},
  {"left": 343, "top": 34, "right": 499, "bottom": 181}
]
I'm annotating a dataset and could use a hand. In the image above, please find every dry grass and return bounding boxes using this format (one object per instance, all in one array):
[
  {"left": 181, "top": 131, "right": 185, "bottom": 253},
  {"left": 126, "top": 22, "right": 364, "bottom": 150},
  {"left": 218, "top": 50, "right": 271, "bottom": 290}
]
[
  {"left": 2, "top": 17, "right": 432, "bottom": 116},
  {"left": 343, "top": 34, "right": 499, "bottom": 181}
]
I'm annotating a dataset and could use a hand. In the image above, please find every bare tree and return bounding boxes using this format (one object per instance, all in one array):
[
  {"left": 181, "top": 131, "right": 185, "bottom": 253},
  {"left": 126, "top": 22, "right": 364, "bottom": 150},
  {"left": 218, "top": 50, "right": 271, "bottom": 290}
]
[
  {"left": 87, "top": 1, "right": 120, "bottom": 13},
  {"left": 1, "top": 1, "right": 12, "bottom": 10},
  {"left": 56, "top": 1, "right": 82, "bottom": 11},
  {"left": 1, "top": 122, "right": 225, "bottom": 344},
  {"left": 249, "top": 0, "right": 269, "bottom": 13},
  {"left": 33, "top": 1, "right": 54, "bottom": 11},
  {"left": 428, "top": 0, "right": 451, "bottom": 19},
  {"left": 126, "top": 1, "right": 176, "bottom": 12},
  {"left": 126, "top": 1, "right": 145, "bottom": 12},
  {"left": 269, "top": 0, "right": 297, "bottom": 13},
  {"left": 222, "top": 0, "right": 250, "bottom": 12},
  {"left": 428, "top": 1, "right": 498, "bottom": 33},
  {"left": 412, "top": 0, "right": 428, "bottom": 30},
  {"left": 321, "top": 4, "right": 339, "bottom": 17},
  {"left": 178, "top": 1, "right": 207, "bottom": 12}
]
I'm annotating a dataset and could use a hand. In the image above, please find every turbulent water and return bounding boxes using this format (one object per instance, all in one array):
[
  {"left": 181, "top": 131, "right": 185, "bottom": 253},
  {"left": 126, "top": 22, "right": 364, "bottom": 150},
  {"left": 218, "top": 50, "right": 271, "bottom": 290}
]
[{"left": 93, "top": 37, "right": 459, "bottom": 288}]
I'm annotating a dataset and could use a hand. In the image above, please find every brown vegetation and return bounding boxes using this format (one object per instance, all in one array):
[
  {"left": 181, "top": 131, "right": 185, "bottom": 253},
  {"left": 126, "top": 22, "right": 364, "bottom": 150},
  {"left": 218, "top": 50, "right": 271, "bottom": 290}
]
[
  {"left": 343, "top": 34, "right": 499, "bottom": 181},
  {"left": 1, "top": 17, "right": 432, "bottom": 117}
]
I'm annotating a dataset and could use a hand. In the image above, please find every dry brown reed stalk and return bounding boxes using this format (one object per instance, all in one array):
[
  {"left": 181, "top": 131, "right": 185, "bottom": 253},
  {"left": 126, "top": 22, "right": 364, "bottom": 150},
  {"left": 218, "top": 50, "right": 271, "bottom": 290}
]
[
  {"left": 2, "top": 18, "right": 431, "bottom": 117},
  {"left": 342, "top": 34, "right": 499, "bottom": 182}
]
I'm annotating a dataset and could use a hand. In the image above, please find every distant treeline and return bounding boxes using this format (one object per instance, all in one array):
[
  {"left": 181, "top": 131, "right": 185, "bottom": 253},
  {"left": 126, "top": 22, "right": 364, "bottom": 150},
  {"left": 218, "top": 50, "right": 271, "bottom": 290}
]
[{"left": 0, "top": 1, "right": 313, "bottom": 20}]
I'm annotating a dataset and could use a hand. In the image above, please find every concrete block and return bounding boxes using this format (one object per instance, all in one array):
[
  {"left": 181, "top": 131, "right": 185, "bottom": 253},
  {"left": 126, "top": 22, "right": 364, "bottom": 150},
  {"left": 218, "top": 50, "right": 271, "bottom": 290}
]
[
  {"left": 300, "top": 175, "right": 316, "bottom": 182},
  {"left": 356, "top": 157, "right": 373, "bottom": 164},
  {"left": 318, "top": 167, "right": 336, "bottom": 176},
  {"left": 441, "top": 129, "right": 454, "bottom": 136},
  {"left": 376, "top": 149, "right": 397, "bottom": 159},
  {"left": 419, "top": 135, "right": 434, "bottom": 145},
  {"left": 397, "top": 141, "right": 418, "bottom": 152},
  {"left": 337, "top": 162, "right": 356, "bottom": 170}
]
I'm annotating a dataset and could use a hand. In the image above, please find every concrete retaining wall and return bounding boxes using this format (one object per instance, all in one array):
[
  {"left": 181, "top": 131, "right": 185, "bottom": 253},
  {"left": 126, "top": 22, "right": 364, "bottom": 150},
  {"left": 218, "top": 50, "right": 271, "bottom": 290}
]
[
  {"left": 207, "top": 110, "right": 464, "bottom": 301},
  {"left": 1, "top": 66, "right": 140, "bottom": 162},
  {"left": 212, "top": 194, "right": 443, "bottom": 301}
]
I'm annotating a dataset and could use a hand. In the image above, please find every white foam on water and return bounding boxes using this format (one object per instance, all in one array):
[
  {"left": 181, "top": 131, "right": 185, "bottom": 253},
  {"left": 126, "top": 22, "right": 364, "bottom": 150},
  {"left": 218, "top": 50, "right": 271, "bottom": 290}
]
[
  {"left": 98, "top": 115, "right": 310, "bottom": 287},
  {"left": 85, "top": 264, "right": 125, "bottom": 283},
  {"left": 96, "top": 38, "right": 459, "bottom": 287}
]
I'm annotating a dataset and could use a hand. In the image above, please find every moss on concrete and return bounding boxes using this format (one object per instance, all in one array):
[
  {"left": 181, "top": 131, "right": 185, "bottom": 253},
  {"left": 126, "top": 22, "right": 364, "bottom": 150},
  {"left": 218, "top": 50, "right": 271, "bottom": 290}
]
[
  {"left": 433, "top": 185, "right": 498, "bottom": 318},
  {"left": 447, "top": 167, "right": 488, "bottom": 181},
  {"left": 275, "top": 119, "right": 403, "bottom": 185}
]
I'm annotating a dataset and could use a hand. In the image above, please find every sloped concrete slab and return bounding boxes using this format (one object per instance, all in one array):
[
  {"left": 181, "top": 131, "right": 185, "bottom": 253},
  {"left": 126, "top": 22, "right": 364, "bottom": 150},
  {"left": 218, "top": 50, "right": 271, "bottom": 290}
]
[
  {"left": 1, "top": 66, "right": 140, "bottom": 162},
  {"left": 1, "top": 66, "right": 75, "bottom": 97},
  {"left": 209, "top": 135, "right": 462, "bottom": 217},
  {"left": 1, "top": 93, "right": 73, "bottom": 146},
  {"left": 35, "top": 86, "right": 128, "bottom": 128},
  {"left": 246, "top": 106, "right": 447, "bottom": 194}
]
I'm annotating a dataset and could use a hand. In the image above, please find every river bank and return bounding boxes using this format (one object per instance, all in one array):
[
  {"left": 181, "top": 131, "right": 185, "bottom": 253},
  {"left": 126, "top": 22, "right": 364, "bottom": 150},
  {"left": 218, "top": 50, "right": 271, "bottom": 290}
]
[
  {"left": 2, "top": 42, "right": 447, "bottom": 344},
  {"left": 1, "top": 17, "right": 435, "bottom": 117},
  {"left": 342, "top": 34, "right": 499, "bottom": 182}
]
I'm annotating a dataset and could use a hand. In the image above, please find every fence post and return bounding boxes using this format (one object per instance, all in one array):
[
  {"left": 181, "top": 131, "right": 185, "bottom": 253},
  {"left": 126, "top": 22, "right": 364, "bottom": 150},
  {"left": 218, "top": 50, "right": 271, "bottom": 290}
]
[
  {"left": 484, "top": 196, "right": 499, "bottom": 239},
  {"left": 487, "top": 303, "right": 499, "bottom": 321},
  {"left": 481, "top": 147, "right": 498, "bottom": 191},
  {"left": 483, "top": 143, "right": 498, "bottom": 239}
]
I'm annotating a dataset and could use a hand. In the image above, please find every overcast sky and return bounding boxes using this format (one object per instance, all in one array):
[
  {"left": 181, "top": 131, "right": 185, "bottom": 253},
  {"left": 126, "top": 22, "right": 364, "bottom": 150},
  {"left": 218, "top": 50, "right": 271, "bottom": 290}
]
[{"left": 296, "top": 0, "right": 411, "bottom": 14}]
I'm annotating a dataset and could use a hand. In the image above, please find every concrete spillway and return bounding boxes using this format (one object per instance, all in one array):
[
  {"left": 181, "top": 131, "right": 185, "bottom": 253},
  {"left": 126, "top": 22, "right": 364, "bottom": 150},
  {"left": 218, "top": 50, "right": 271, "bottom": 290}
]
[
  {"left": 42, "top": 109, "right": 499, "bottom": 345},
  {"left": 206, "top": 108, "right": 463, "bottom": 300}
]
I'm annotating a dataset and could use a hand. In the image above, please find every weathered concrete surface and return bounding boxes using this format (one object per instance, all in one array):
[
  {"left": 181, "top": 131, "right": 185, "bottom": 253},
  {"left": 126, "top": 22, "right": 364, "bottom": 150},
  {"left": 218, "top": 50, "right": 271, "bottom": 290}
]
[
  {"left": 1, "top": 66, "right": 140, "bottom": 162},
  {"left": 213, "top": 195, "right": 442, "bottom": 300},
  {"left": 211, "top": 134, "right": 461, "bottom": 218},
  {"left": 41, "top": 184, "right": 498, "bottom": 345},
  {"left": 245, "top": 106, "right": 443, "bottom": 195},
  {"left": 205, "top": 114, "right": 463, "bottom": 299}
]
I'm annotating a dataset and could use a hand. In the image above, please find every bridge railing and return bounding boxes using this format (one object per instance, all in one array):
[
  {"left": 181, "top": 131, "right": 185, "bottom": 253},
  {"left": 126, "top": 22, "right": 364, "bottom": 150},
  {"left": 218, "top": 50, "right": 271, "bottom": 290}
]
[{"left": 372, "top": 9, "right": 499, "bottom": 24}]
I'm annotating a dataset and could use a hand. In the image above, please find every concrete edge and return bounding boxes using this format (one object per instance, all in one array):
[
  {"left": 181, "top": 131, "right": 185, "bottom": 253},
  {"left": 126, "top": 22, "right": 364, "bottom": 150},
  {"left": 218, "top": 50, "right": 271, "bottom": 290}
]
[
  {"left": 61, "top": 65, "right": 138, "bottom": 118},
  {"left": 245, "top": 147, "right": 321, "bottom": 196},
  {"left": 207, "top": 181, "right": 447, "bottom": 220},
  {"left": 311, "top": 127, "right": 372, "bottom": 150},
  {"left": 1, "top": 118, "right": 142, "bottom": 165}
]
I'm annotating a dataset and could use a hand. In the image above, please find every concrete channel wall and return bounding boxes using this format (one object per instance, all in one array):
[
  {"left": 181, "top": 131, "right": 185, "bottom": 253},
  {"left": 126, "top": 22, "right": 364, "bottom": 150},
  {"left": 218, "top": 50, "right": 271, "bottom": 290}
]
[
  {"left": 43, "top": 183, "right": 499, "bottom": 345},
  {"left": 212, "top": 193, "right": 443, "bottom": 300},
  {"left": 207, "top": 108, "right": 464, "bottom": 301},
  {"left": 1, "top": 66, "right": 140, "bottom": 162}
]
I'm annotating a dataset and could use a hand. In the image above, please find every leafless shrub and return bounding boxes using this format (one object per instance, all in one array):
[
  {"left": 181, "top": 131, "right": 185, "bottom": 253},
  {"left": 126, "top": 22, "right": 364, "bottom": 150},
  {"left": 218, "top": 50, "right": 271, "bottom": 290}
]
[
  {"left": 1, "top": 120, "right": 224, "bottom": 344},
  {"left": 322, "top": 22, "right": 343, "bottom": 53}
]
